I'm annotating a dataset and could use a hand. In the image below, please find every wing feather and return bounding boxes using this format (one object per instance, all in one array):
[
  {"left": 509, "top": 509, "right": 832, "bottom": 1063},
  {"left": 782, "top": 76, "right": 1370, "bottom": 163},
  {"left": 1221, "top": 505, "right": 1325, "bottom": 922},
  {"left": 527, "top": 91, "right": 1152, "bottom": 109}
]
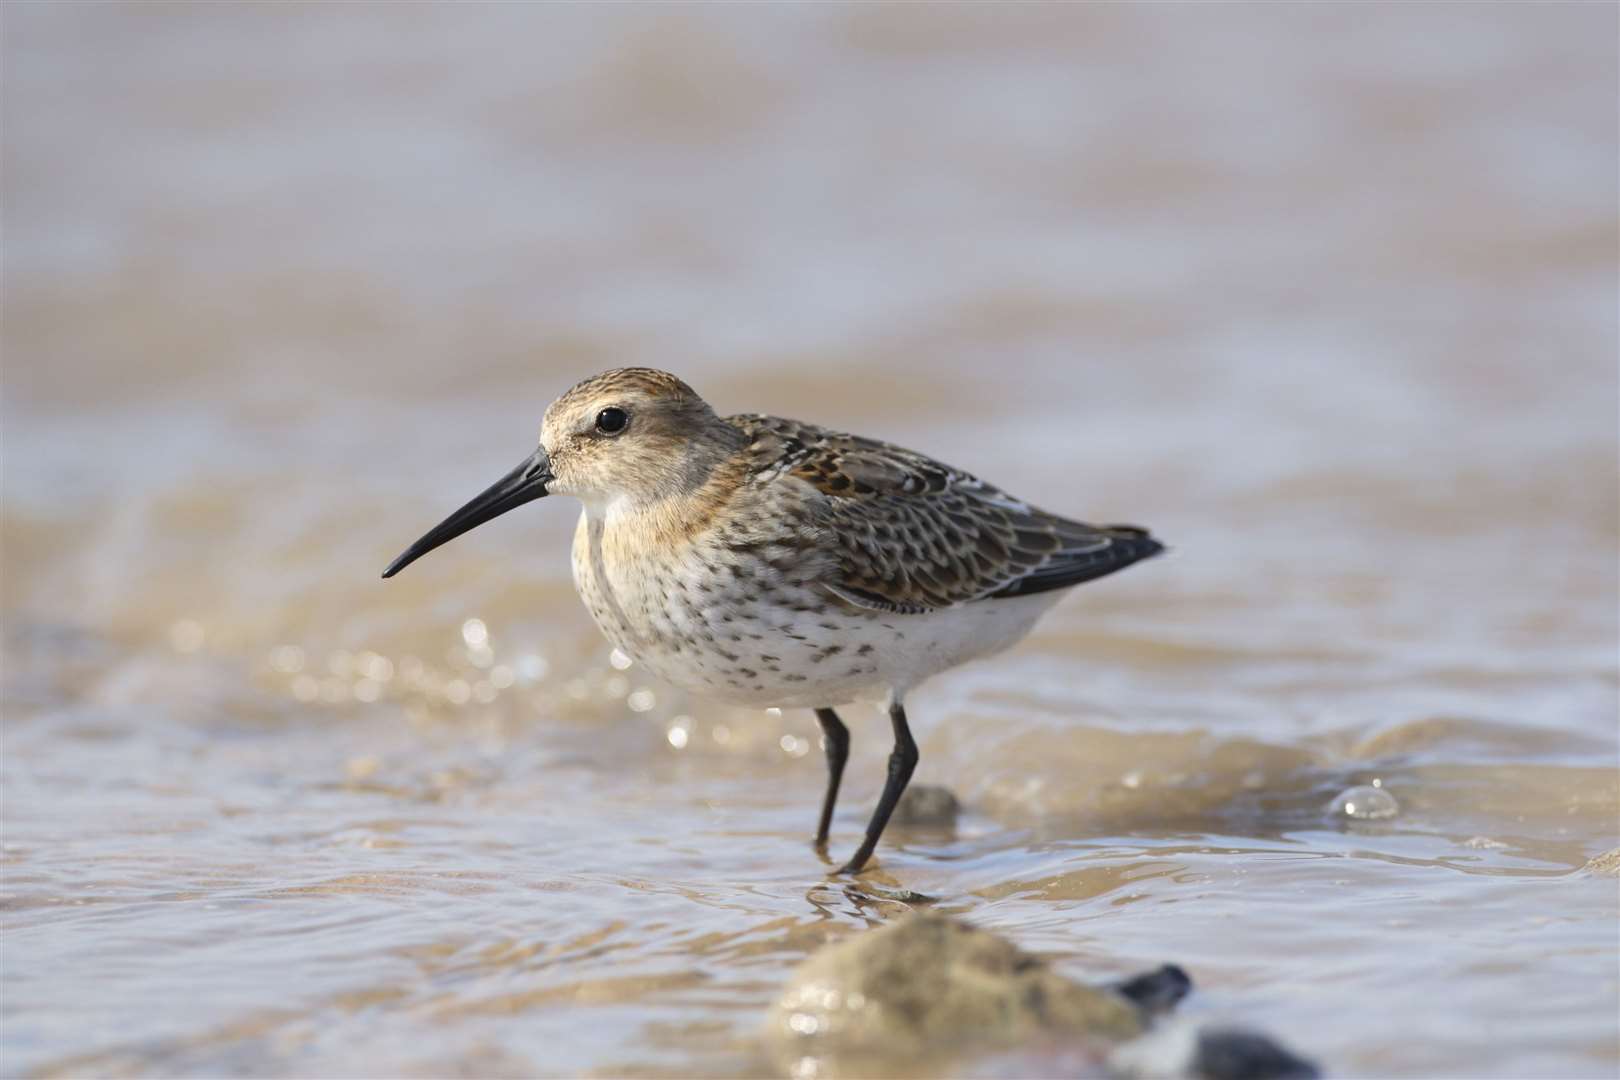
[{"left": 729, "top": 415, "right": 1163, "bottom": 613}]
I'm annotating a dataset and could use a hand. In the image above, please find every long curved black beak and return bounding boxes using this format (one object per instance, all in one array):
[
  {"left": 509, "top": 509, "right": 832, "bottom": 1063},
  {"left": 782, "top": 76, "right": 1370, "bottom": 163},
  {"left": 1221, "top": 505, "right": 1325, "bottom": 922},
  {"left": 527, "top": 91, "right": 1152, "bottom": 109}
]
[{"left": 381, "top": 447, "right": 552, "bottom": 579}]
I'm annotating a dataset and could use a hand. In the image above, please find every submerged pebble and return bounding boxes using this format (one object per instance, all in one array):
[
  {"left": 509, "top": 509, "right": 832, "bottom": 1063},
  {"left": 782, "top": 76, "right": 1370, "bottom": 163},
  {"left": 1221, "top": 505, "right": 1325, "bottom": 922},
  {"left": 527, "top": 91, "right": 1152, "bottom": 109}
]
[
  {"left": 1328, "top": 784, "right": 1400, "bottom": 821},
  {"left": 891, "top": 783, "right": 962, "bottom": 827}
]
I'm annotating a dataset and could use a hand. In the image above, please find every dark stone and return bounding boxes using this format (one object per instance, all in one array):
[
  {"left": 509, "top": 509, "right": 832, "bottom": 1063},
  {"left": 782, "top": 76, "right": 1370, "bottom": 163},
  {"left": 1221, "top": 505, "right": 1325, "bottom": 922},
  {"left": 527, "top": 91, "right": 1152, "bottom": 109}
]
[
  {"left": 1114, "top": 963, "right": 1192, "bottom": 1018},
  {"left": 1195, "top": 1028, "right": 1320, "bottom": 1080}
]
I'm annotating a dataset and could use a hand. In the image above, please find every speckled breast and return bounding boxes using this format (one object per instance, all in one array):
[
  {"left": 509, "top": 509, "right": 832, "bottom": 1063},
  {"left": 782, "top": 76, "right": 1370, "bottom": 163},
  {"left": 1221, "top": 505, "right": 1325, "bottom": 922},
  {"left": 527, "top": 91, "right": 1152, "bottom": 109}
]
[{"left": 569, "top": 506, "right": 893, "bottom": 708}]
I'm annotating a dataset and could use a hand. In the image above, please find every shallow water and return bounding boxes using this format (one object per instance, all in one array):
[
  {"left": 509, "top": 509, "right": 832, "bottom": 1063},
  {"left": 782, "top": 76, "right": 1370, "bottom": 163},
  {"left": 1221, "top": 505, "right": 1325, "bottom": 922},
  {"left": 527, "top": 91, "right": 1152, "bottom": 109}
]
[{"left": 3, "top": 5, "right": 1617, "bottom": 1077}]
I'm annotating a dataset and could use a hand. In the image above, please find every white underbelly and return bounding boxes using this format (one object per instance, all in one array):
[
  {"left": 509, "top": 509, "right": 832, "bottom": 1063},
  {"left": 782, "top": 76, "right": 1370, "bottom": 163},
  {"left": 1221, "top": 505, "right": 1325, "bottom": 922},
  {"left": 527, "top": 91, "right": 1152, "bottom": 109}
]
[{"left": 570, "top": 506, "right": 1062, "bottom": 708}]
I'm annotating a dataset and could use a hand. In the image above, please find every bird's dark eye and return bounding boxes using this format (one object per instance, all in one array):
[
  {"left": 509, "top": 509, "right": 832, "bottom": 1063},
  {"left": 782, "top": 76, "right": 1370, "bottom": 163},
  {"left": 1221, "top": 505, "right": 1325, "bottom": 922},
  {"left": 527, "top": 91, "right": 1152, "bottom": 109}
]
[{"left": 595, "top": 407, "right": 629, "bottom": 435}]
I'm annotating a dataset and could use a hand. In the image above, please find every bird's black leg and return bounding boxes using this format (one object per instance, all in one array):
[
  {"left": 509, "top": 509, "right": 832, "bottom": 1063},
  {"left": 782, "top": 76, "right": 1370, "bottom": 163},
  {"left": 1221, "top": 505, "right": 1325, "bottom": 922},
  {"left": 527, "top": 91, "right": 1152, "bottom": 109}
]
[
  {"left": 813, "top": 707, "right": 850, "bottom": 850},
  {"left": 836, "top": 700, "right": 917, "bottom": 875}
]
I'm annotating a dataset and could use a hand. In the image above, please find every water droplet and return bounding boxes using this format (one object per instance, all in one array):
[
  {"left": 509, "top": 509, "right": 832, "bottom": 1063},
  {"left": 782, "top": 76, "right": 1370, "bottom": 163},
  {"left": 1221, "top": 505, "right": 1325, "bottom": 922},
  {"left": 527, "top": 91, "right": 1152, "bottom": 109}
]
[
  {"left": 627, "top": 689, "right": 656, "bottom": 712},
  {"left": 667, "top": 725, "right": 689, "bottom": 749},
  {"left": 1329, "top": 784, "right": 1399, "bottom": 821},
  {"left": 516, "top": 654, "right": 548, "bottom": 683},
  {"left": 461, "top": 618, "right": 489, "bottom": 648},
  {"left": 353, "top": 678, "right": 381, "bottom": 703},
  {"left": 445, "top": 679, "right": 472, "bottom": 705},
  {"left": 489, "top": 665, "right": 515, "bottom": 689},
  {"left": 609, "top": 648, "right": 634, "bottom": 670}
]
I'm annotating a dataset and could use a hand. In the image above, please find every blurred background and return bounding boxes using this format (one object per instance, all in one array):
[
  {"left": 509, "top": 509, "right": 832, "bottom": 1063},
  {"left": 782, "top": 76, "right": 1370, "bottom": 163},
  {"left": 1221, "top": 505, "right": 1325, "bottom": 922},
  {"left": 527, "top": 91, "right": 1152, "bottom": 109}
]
[{"left": 3, "top": 4, "right": 1616, "bottom": 1078}]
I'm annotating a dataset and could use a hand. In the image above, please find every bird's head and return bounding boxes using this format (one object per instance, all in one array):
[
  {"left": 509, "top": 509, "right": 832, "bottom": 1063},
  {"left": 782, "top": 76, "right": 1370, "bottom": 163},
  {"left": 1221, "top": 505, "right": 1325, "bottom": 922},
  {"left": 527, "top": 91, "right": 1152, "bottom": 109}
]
[
  {"left": 538, "top": 367, "right": 724, "bottom": 503},
  {"left": 382, "top": 368, "right": 732, "bottom": 578}
]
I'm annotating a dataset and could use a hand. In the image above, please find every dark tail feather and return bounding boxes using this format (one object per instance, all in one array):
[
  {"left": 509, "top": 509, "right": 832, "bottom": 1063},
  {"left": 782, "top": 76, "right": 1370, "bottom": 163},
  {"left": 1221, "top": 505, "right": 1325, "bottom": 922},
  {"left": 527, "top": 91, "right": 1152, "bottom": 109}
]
[{"left": 989, "top": 524, "right": 1164, "bottom": 599}]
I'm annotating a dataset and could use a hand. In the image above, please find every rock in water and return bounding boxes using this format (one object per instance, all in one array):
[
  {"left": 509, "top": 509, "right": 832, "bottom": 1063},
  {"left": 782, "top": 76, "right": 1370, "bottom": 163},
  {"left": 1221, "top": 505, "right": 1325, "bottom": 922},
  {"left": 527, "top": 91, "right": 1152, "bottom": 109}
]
[
  {"left": 766, "top": 911, "right": 1142, "bottom": 1077},
  {"left": 1194, "top": 1028, "right": 1321, "bottom": 1080},
  {"left": 1110, "top": 1022, "right": 1320, "bottom": 1080},
  {"left": 1582, "top": 847, "right": 1620, "bottom": 875},
  {"left": 1114, "top": 964, "right": 1193, "bottom": 1018}
]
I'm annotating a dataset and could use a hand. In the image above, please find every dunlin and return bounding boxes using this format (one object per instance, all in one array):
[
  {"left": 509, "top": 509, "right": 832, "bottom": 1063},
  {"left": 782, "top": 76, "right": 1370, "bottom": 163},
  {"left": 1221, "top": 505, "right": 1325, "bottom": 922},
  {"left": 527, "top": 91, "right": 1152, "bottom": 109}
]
[{"left": 383, "top": 368, "right": 1163, "bottom": 874}]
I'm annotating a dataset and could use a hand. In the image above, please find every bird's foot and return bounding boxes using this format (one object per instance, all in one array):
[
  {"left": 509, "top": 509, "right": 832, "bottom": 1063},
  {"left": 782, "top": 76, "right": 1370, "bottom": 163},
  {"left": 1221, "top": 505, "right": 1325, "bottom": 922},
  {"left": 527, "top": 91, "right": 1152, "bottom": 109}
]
[{"left": 832, "top": 853, "right": 873, "bottom": 877}]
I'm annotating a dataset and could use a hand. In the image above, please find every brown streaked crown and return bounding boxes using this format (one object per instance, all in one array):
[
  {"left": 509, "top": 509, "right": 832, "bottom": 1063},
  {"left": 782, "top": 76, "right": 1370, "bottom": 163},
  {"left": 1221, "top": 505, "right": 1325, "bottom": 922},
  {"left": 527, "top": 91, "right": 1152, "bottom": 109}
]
[{"left": 549, "top": 367, "right": 702, "bottom": 413}]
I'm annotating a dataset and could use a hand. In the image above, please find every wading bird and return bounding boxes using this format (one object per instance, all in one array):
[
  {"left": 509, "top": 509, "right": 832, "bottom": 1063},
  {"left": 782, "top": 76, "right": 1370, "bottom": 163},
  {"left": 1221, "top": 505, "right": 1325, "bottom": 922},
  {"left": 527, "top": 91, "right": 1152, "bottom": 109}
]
[{"left": 384, "top": 368, "right": 1162, "bottom": 874}]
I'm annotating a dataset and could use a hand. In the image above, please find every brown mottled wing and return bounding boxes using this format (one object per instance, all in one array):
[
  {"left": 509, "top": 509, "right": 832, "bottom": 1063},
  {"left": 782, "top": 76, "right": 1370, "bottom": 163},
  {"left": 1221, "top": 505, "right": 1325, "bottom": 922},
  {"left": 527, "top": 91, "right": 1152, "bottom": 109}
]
[{"left": 730, "top": 415, "right": 1163, "bottom": 613}]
